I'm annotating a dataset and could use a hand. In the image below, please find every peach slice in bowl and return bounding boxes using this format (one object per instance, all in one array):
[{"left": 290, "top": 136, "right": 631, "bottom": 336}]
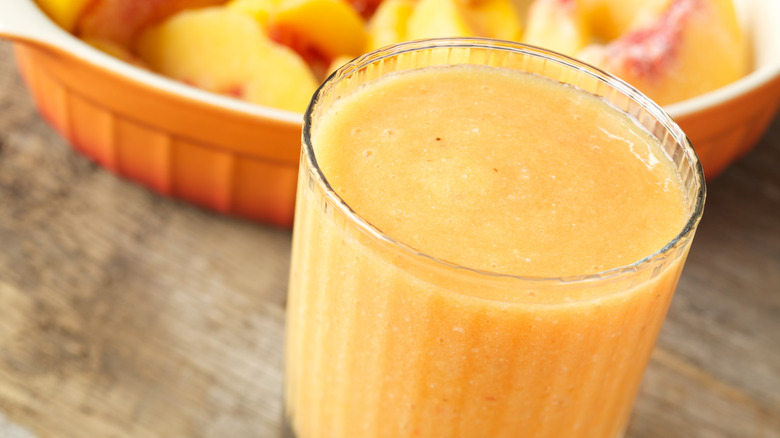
[
  {"left": 0, "top": 0, "right": 779, "bottom": 227},
  {"left": 663, "top": 0, "right": 780, "bottom": 179}
]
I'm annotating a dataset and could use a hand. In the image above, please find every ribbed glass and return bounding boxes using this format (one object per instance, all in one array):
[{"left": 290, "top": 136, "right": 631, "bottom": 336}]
[{"left": 285, "top": 38, "right": 706, "bottom": 438}]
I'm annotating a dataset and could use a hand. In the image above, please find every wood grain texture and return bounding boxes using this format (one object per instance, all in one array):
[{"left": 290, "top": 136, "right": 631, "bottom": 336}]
[{"left": 0, "top": 40, "right": 778, "bottom": 437}]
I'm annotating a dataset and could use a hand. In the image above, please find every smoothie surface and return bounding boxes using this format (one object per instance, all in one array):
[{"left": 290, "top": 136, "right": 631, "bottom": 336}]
[{"left": 312, "top": 64, "right": 688, "bottom": 278}]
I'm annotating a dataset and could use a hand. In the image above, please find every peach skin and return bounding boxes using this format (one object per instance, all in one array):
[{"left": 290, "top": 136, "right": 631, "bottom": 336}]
[
  {"left": 75, "top": 0, "right": 227, "bottom": 47},
  {"left": 577, "top": 0, "right": 750, "bottom": 106}
]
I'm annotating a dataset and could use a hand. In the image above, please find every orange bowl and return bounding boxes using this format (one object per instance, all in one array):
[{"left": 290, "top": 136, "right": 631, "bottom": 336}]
[{"left": 1, "top": 0, "right": 779, "bottom": 226}]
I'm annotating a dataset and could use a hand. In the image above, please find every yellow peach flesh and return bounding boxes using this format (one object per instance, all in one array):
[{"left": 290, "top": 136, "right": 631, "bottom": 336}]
[
  {"left": 406, "top": 0, "right": 476, "bottom": 40},
  {"left": 523, "top": 0, "right": 589, "bottom": 57},
  {"left": 44, "top": 0, "right": 749, "bottom": 114},
  {"left": 463, "top": 0, "right": 523, "bottom": 41},
  {"left": 76, "top": 0, "right": 228, "bottom": 47},
  {"left": 226, "top": 0, "right": 282, "bottom": 30},
  {"left": 580, "top": 0, "right": 672, "bottom": 41},
  {"left": 270, "top": 0, "right": 368, "bottom": 59},
  {"left": 366, "top": 0, "right": 415, "bottom": 52},
  {"left": 135, "top": 7, "right": 317, "bottom": 112},
  {"left": 578, "top": 0, "right": 749, "bottom": 106},
  {"left": 36, "top": 0, "right": 94, "bottom": 32}
]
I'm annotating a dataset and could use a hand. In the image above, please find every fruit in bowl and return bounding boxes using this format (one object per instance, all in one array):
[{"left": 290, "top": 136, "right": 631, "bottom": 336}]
[
  {"left": 32, "top": 0, "right": 751, "bottom": 110},
  {"left": 133, "top": 7, "right": 318, "bottom": 112},
  {"left": 0, "top": 0, "right": 778, "bottom": 226},
  {"left": 577, "top": 0, "right": 750, "bottom": 106}
]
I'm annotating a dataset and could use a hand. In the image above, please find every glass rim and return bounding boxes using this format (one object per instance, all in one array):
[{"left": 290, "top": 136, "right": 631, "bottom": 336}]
[{"left": 302, "top": 37, "right": 707, "bottom": 285}]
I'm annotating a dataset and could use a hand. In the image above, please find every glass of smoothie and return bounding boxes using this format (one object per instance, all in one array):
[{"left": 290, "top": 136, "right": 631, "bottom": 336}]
[{"left": 285, "top": 38, "right": 706, "bottom": 438}]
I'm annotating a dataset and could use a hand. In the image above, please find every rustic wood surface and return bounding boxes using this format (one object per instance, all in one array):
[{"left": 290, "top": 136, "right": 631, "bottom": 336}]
[{"left": 0, "top": 39, "right": 778, "bottom": 438}]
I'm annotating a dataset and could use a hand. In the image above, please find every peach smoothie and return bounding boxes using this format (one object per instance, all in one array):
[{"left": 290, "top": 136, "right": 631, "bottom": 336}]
[{"left": 286, "top": 41, "right": 705, "bottom": 438}]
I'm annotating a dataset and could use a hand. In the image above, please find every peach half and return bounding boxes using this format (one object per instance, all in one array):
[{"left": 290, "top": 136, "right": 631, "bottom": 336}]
[
  {"left": 76, "top": 0, "right": 227, "bottom": 47},
  {"left": 578, "top": 0, "right": 750, "bottom": 106},
  {"left": 269, "top": 0, "right": 368, "bottom": 61},
  {"left": 366, "top": 0, "right": 415, "bottom": 52},
  {"left": 226, "top": 0, "right": 282, "bottom": 30},
  {"left": 580, "top": 0, "right": 672, "bottom": 41},
  {"left": 464, "top": 0, "right": 524, "bottom": 41},
  {"left": 406, "top": 0, "right": 476, "bottom": 40},
  {"left": 406, "top": 0, "right": 522, "bottom": 41},
  {"left": 522, "top": 0, "right": 589, "bottom": 57},
  {"left": 135, "top": 7, "right": 317, "bottom": 112}
]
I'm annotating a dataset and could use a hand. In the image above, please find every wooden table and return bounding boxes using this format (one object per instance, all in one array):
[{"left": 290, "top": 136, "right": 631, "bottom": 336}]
[{"left": 0, "top": 39, "right": 778, "bottom": 438}]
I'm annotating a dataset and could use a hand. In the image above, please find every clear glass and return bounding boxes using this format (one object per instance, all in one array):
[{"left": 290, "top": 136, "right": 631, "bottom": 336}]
[{"left": 285, "top": 38, "right": 706, "bottom": 438}]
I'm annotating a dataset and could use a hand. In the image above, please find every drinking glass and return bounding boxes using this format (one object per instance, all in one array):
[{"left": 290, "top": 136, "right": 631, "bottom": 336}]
[{"left": 285, "top": 38, "right": 706, "bottom": 438}]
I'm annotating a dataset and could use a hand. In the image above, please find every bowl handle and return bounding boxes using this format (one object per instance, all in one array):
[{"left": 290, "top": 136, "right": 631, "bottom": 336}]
[{"left": 0, "top": 0, "right": 76, "bottom": 51}]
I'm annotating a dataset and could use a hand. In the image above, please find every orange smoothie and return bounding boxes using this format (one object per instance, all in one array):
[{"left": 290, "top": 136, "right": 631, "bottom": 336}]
[{"left": 286, "top": 43, "right": 703, "bottom": 438}]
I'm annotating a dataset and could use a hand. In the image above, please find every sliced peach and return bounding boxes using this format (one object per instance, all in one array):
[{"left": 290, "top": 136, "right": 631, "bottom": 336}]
[
  {"left": 36, "top": 0, "right": 94, "bottom": 32},
  {"left": 522, "top": 0, "right": 589, "bottom": 57},
  {"left": 580, "top": 0, "right": 671, "bottom": 41},
  {"left": 463, "top": 0, "right": 523, "bottom": 41},
  {"left": 225, "top": 0, "right": 282, "bottom": 30},
  {"left": 135, "top": 7, "right": 317, "bottom": 112},
  {"left": 269, "top": 0, "right": 368, "bottom": 60},
  {"left": 577, "top": 0, "right": 750, "bottom": 106},
  {"left": 366, "top": 0, "right": 415, "bottom": 51},
  {"left": 406, "top": 0, "right": 476, "bottom": 40},
  {"left": 76, "top": 0, "right": 227, "bottom": 47},
  {"left": 241, "top": 45, "right": 320, "bottom": 111},
  {"left": 407, "top": 0, "right": 523, "bottom": 42},
  {"left": 345, "top": 0, "right": 383, "bottom": 20}
]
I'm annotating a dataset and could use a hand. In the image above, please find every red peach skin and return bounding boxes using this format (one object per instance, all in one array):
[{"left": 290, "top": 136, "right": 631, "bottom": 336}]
[{"left": 578, "top": 0, "right": 749, "bottom": 106}]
